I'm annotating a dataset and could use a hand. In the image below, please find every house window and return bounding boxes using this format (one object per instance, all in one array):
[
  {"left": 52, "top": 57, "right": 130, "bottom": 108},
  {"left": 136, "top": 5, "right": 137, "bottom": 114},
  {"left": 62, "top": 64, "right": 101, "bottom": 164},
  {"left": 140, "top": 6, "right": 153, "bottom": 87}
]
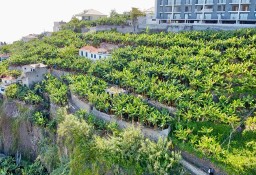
[
  {"left": 80, "top": 51, "right": 83, "bottom": 56},
  {"left": 91, "top": 54, "right": 93, "bottom": 58},
  {"left": 99, "top": 56, "right": 101, "bottom": 59},
  {"left": 94, "top": 54, "right": 96, "bottom": 58},
  {"left": 85, "top": 52, "right": 88, "bottom": 57}
]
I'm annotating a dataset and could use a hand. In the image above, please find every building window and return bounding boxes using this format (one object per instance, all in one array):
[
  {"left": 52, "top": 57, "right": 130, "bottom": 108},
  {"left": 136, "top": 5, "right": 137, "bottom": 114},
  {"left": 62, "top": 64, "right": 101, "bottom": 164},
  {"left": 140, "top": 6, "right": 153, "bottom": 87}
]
[
  {"left": 217, "top": 5, "right": 225, "bottom": 11},
  {"left": 241, "top": 5, "right": 249, "bottom": 11},
  {"left": 91, "top": 54, "right": 93, "bottom": 58},
  {"left": 99, "top": 56, "right": 101, "bottom": 59},
  {"left": 80, "top": 51, "right": 83, "bottom": 56},
  {"left": 232, "top": 5, "right": 239, "bottom": 11},
  {"left": 86, "top": 52, "right": 88, "bottom": 57},
  {"left": 94, "top": 54, "right": 96, "bottom": 58}
]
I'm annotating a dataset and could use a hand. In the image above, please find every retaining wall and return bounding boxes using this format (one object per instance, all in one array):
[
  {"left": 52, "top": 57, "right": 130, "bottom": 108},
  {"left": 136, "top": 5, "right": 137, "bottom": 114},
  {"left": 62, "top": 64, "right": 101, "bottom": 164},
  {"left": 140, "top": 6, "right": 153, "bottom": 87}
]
[{"left": 69, "top": 92, "right": 169, "bottom": 141}]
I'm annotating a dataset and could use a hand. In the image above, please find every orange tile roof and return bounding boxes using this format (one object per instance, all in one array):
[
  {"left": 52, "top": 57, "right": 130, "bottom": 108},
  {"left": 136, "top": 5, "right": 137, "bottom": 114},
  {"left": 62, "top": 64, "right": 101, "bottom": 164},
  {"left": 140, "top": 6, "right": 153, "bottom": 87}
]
[
  {"left": 79, "top": 46, "right": 108, "bottom": 53},
  {"left": 1, "top": 76, "right": 16, "bottom": 81},
  {"left": 0, "top": 54, "right": 10, "bottom": 57}
]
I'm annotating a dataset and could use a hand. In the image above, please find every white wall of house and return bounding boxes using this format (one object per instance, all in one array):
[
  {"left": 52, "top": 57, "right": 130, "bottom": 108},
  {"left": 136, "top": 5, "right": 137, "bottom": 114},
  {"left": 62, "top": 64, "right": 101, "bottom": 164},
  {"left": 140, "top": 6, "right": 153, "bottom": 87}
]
[
  {"left": 1, "top": 79, "right": 16, "bottom": 86},
  {"left": 81, "top": 15, "right": 106, "bottom": 21},
  {"left": 79, "top": 50, "right": 111, "bottom": 60},
  {"left": 22, "top": 67, "right": 47, "bottom": 87}
]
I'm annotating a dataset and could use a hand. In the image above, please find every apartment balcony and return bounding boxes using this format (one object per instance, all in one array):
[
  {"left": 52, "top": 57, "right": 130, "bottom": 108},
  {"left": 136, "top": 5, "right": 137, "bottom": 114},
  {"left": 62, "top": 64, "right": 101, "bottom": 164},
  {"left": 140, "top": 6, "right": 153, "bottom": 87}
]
[
  {"left": 218, "top": 0, "right": 226, "bottom": 3},
  {"left": 230, "top": 13, "right": 239, "bottom": 20},
  {"left": 240, "top": 13, "right": 249, "bottom": 20},
  {"left": 173, "top": 14, "right": 181, "bottom": 19},
  {"left": 204, "top": 13, "right": 212, "bottom": 19},
  {"left": 230, "top": 0, "right": 240, "bottom": 4},
  {"left": 174, "top": 0, "right": 182, "bottom": 5},
  {"left": 185, "top": 0, "right": 192, "bottom": 4},
  {"left": 241, "top": 0, "right": 251, "bottom": 4},
  {"left": 196, "top": 0, "right": 205, "bottom": 5},
  {"left": 205, "top": 0, "right": 214, "bottom": 4}
]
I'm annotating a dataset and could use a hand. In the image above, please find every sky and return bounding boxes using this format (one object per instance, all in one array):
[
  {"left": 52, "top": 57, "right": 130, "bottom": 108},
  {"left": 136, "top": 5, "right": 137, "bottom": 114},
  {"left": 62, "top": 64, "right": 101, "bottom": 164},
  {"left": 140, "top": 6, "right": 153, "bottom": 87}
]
[{"left": 0, "top": 0, "right": 155, "bottom": 43}]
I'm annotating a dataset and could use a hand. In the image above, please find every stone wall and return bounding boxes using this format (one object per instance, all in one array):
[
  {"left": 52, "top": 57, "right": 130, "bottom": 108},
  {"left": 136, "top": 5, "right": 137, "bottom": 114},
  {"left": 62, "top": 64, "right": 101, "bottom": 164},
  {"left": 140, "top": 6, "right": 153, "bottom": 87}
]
[
  {"left": 49, "top": 69, "right": 73, "bottom": 79},
  {"left": 89, "top": 25, "right": 139, "bottom": 33},
  {"left": 139, "top": 23, "right": 256, "bottom": 33},
  {"left": 69, "top": 92, "right": 170, "bottom": 141}
]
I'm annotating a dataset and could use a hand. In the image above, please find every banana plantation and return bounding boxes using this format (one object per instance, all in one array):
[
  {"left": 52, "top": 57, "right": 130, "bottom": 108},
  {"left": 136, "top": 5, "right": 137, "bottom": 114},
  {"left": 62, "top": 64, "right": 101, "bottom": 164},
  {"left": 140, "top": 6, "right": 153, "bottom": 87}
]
[{"left": 0, "top": 28, "right": 256, "bottom": 174}]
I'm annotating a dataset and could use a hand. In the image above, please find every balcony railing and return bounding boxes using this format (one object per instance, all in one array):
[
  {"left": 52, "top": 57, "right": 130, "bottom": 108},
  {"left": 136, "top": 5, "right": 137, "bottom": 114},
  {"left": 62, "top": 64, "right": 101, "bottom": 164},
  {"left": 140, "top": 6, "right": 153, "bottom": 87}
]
[
  {"left": 241, "top": 0, "right": 251, "bottom": 3},
  {"left": 230, "top": 0, "right": 240, "bottom": 3},
  {"left": 218, "top": 0, "right": 226, "bottom": 3}
]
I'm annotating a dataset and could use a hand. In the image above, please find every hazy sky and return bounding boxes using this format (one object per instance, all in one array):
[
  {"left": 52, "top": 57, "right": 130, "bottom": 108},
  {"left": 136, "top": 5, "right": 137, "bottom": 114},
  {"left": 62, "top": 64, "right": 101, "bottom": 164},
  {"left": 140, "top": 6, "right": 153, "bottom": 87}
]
[{"left": 0, "top": 0, "right": 155, "bottom": 43}]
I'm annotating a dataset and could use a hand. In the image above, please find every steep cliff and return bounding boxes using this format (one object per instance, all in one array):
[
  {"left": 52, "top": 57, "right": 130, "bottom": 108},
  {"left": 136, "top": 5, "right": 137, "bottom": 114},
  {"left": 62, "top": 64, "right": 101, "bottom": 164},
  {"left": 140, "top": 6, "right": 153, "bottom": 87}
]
[{"left": 0, "top": 99, "right": 43, "bottom": 160}]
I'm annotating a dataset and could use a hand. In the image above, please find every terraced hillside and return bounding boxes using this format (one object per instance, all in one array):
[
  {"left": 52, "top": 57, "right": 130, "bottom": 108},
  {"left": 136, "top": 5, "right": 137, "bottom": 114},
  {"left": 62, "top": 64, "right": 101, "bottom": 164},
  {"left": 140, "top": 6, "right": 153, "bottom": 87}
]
[{"left": 1, "top": 29, "right": 256, "bottom": 174}]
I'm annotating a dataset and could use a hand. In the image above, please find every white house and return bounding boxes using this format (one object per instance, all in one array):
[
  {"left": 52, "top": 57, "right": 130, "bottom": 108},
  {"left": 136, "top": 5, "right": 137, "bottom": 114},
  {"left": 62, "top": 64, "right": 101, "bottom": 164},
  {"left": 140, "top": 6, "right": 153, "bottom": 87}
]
[
  {"left": 138, "top": 7, "right": 157, "bottom": 25},
  {"left": 0, "top": 54, "right": 10, "bottom": 62},
  {"left": 0, "top": 76, "right": 17, "bottom": 94},
  {"left": 0, "top": 63, "right": 48, "bottom": 94},
  {"left": 53, "top": 21, "right": 66, "bottom": 32},
  {"left": 20, "top": 63, "right": 48, "bottom": 87},
  {"left": 79, "top": 46, "right": 111, "bottom": 60},
  {"left": 75, "top": 9, "right": 107, "bottom": 21},
  {"left": 21, "top": 34, "right": 38, "bottom": 42}
]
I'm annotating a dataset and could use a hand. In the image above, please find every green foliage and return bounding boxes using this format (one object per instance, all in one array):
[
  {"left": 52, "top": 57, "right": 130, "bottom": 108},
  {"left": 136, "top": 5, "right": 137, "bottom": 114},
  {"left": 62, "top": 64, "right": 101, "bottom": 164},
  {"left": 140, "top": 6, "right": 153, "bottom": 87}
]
[
  {"left": 5, "top": 84, "right": 43, "bottom": 105},
  {"left": 0, "top": 156, "right": 48, "bottom": 175},
  {"left": 245, "top": 115, "right": 256, "bottom": 131},
  {"left": 2, "top": 27, "right": 256, "bottom": 174},
  {"left": 43, "top": 74, "right": 68, "bottom": 106},
  {"left": 57, "top": 112, "right": 181, "bottom": 175}
]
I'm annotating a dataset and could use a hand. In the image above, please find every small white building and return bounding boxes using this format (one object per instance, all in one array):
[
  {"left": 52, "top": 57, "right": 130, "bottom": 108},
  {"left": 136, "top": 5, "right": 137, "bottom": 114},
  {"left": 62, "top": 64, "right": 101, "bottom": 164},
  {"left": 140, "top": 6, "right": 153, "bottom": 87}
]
[
  {"left": 141, "top": 7, "right": 157, "bottom": 25},
  {"left": 75, "top": 9, "right": 107, "bottom": 21},
  {"left": 0, "top": 63, "right": 48, "bottom": 94},
  {"left": 20, "top": 63, "right": 47, "bottom": 87},
  {"left": 1, "top": 76, "right": 17, "bottom": 86},
  {"left": 79, "top": 46, "right": 111, "bottom": 60},
  {"left": 0, "top": 76, "right": 17, "bottom": 94},
  {"left": 21, "top": 34, "right": 38, "bottom": 42},
  {"left": 53, "top": 21, "right": 66, "bottom": 32},
  {"left": 0, "top": 54, "right": 10, "bottom": 62}
]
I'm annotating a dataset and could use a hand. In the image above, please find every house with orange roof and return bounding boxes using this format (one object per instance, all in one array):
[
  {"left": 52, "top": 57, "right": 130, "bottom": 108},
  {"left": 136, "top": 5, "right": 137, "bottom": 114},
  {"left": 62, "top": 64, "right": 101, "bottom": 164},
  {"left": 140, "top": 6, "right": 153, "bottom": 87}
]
[
  {"left": 0, "top": 76, "right": 17, "bottom": 94},
  {"left": 0, "top": 53, "right": 10, "bottom": 62},
  {"left": 79, "top": 46, "right": 111, "bottom": 60}
]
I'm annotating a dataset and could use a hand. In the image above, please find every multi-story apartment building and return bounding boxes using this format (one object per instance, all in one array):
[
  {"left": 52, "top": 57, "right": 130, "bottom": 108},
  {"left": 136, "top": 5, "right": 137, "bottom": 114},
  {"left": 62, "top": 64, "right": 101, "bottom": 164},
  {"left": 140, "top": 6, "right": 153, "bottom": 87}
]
[{"left": 155, "top": 0, "right": 256, "bottom": 24}]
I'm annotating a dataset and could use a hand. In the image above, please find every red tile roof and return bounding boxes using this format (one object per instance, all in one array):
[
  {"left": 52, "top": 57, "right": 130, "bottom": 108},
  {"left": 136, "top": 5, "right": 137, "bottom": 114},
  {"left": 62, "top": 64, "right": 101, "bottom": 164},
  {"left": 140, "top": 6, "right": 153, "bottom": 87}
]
[
  {"left": 1, "top": 76, "right": 16, "bottom": 81},
  {"left": 79, "top": 46, "right": 108, "bottom": 53},
  {"left": 0, "top": 54, "right": 10, "bottom": 58}
]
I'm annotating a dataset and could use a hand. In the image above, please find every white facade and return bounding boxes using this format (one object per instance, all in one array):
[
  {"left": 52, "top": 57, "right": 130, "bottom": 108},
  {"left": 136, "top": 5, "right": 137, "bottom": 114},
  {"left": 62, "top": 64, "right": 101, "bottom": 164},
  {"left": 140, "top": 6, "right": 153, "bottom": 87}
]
[
  {"left": 20, "top": 64, "right": 48, "bottom": 87},
  {"left": 79, "top": 50, "right": 111, "bottom": 60},
  {"left": 53, "top": 21, "right": 66, "bottom": 32},
  {"left": 75, "top": 9, "right": 107, "bottom": 21},
  {"left": 79, "top": 46, "right": 111, "bottom": 61},
  {"left": 21, "top": 34, "right": 38, "bottom": 42}
]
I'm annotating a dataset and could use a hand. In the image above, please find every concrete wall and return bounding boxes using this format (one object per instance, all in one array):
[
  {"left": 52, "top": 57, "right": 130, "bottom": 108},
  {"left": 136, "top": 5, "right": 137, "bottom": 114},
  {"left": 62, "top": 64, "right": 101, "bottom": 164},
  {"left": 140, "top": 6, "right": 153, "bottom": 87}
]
[
  {"left": 89, "top": 25, "right": 137, "bottom": 33},
  {"left": 70, "top": 93, "right": 92, "bottom": 113},
  {"left": 166, "top": 23, "right": 256, "bottom": 32},
  {"left": 49, "top": 69, "right": 73, "bottom": 79},
  {"left": 69, "top": 92, "right": 170, "bottom": 141}
]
